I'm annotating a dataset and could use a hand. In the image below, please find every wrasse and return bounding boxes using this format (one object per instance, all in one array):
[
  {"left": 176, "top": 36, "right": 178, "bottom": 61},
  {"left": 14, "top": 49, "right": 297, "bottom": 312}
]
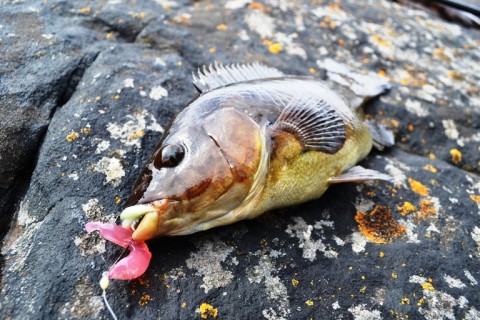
[{"left": 87, "top": 61, "right": 394, "bottom": 280}]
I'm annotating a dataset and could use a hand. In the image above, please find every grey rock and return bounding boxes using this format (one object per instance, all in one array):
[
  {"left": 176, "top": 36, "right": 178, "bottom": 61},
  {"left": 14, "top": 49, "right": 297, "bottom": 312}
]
[{"left": 1, "top": 0, "right": 479, "bottom": 319}]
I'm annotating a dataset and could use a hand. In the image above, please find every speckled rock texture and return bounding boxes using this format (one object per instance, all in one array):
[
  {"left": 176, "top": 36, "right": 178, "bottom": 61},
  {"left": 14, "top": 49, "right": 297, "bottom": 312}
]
[{"left": 1, "top": 0, "right": 480, "bottom": 319}]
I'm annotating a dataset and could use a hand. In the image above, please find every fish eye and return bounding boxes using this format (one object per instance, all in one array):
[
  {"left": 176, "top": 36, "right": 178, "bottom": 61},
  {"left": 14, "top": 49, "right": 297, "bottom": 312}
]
[{"left": 155, "top": 144, "right": 185, "bottom": 168}]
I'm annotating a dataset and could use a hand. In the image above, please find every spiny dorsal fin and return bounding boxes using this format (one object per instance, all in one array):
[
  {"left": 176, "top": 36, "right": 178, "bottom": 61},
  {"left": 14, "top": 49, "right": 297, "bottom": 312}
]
[
  {"left": 192, "top": 63, "right": 285, "bottom": 93},
  {"left": 272, "top": 95, "right": 346, "bottom": 154}
]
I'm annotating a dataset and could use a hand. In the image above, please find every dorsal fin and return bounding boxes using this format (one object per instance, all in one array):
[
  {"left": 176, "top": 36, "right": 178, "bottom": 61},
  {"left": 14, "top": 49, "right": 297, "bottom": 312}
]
[
  {"left": 192, "top": 63, "right": 285, "bottom": 93},
  {"left": 272, "top": 96, "right": 346, "bottom": 154}
]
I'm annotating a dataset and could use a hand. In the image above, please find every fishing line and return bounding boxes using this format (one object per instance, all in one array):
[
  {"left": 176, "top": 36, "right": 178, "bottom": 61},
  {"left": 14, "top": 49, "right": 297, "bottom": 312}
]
[{"left": 99, "top": 247, "right": 128, "bottom": 320}]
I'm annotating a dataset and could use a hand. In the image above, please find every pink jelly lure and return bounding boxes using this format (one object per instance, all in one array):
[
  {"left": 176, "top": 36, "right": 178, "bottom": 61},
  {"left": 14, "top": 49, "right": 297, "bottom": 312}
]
[{"left": 86, "top": 222, "right": 152, "bottom": 280}]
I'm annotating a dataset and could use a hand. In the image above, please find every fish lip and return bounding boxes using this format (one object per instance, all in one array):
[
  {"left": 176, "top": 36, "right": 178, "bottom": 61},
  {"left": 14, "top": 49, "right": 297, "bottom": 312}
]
[{"left": 120, "top": 199, "right": 169, "bottom": 229}]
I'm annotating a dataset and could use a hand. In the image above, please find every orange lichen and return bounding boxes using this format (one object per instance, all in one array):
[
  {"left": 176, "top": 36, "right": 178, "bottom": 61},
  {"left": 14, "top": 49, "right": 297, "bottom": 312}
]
[
  {"left": 397, "top": 201, "right": 416, "bottom": 216},
  {"left": 248, "top": 2, "right": 268, "bottom": 12},
  {"left": 138, "top": 294, "right": 151, "bottom": 306},
  {"left": 355, "top": 206, "right": 406, "bottom": 243},
  {"left": 423, "top": 164, "right": 437, "bottom": 173},
  {"left": 415, "top": 199, "right": 437, "bottom": 222},
  {"left": 268, "top": 43, "right": 282, "bottom": 54},
  {"left": 199, "top": 303, "right": 218, "bottom": 319},
  {"left": 470, "top": 195, "right": 480, "bottom": 204},
  {"left": 408, "top": 178, "right": 429, "bottom": 196},
  {"left": 450, "top": 148, "right": 462, "bottom": 164}
]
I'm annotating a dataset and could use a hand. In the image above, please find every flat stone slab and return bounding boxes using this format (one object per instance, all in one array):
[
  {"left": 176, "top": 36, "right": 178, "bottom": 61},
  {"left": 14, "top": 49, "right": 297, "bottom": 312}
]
[{"left": 1, "top": 0, "right": 479, "bottom": 319}]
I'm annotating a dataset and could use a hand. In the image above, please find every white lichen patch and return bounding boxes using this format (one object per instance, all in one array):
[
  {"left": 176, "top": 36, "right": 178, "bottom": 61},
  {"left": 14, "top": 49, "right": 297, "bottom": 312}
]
[
  {"left": 384, "top": 159, "right": 408, "bottom": 187},
  {"left": 149, "top": 85, "right": 168, "bottom": 100},
  {"left": 106, "top": 109, "right": 163, "bottom": 148},
  {"left": 225, "top": 0, "right": 250, "bottom": 10},
  {"left": 82, "top": 198, "right": 104, "bottom": 220},
  {"left": 95, "top": 140, "right": 110, "bottom": 154},
  {"left": 348, "top": 304, "right": 382, "bottom": 320},
  {"left": 464, "top": 270, "right": 478, "bottom": 286},
  {"left": 444, "top": 274, "right": 467, "bottom": 289},
  {"left": 419, "top": 290, "right": 462, "bottom": 320},
  {"left": 93, "top": 157, "right": 125, "bottom": 187},
  {"left": 185, "top": 237, "right": 234, "bottom": 293},
  {"left": 350, "top": 231, "right": 368, "bottom": 253},
  {"left": 68, "top": 171, "right": 79, "bottom": 181},
  {"left": 74, "top": 233, "right": 106, "bottom": 256},
  {"left": 285, "top": 216, "right": 336, "bottom": 261},
  {"left": 247, "top": 253, "right": 290, "bottom": 319},
  {"left": 332, "top": 301, "right": 340, "bottom": 310},
  {"left": 245, "top": 10, "right": 275, "bottom": 38},
  {"left": 60, "top": 276, "right": 104, "bottom": 318},
  {"left": 442, "top": 119, "right": 459, "bottom": 141},
  {"left": 405, "top": 99, "right": 429, "bottom": 117},
  {"left": 123, "top": 78, "right": 134, "bottom": 88},
  {"left": 471, "top": 227, "right": 480, "bottom": 257},
  {"left": 355, "top": 192, "right": 375, "bottom": 213},
  {"left": 465, "top": 307, "right": 480, "bottom": 320}
]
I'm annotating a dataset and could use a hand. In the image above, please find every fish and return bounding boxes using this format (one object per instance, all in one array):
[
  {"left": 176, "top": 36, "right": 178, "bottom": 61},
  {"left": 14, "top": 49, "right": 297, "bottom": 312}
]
[{"left": 86, "top": 60, "right": 394, "bottom": 280}]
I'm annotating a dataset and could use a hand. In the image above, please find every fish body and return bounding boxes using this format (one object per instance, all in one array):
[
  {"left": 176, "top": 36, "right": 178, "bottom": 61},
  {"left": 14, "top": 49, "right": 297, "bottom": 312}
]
[{"left": 121, "top": 63, "right": 393, "bottom": 241}]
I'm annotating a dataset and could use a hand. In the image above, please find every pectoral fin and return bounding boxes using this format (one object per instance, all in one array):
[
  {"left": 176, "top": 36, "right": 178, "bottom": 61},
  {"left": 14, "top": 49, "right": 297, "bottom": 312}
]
[
  {"left": 272, "top": 96, "right": 346, "bottom": 153},
  {"left": 328, "top": 165, "right": 392, "bottom": 184}
]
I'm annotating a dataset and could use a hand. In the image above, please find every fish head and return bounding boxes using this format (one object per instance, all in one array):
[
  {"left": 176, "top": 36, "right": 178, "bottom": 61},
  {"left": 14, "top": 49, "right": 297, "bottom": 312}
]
[{"left": 121, "top": 107, "right": 267, "bottom": 240}]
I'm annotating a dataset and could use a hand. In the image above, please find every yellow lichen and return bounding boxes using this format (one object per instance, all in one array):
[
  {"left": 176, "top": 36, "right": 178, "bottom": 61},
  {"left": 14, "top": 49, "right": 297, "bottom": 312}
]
[
  {"left": 309, "top": 67, "right": 316, "bottom": 74},
  {"left": 392, "top": 272, "right": 398, "bottom": 279},
  {"left": 181, "top": 302, "right": 187, "bottom": 308},
  {"left": 209, "top": 47, "right": 217, "bottom": 54},
  {"left": 379, "top": 251, "right": 385, "bottom": 258},
  {"left": 268, "top": 43, "right": 282, "bottom": 54},
  {"left": 428, "top": 153, "right": 436, "bottom": 159},
  {"left": 360, "top": 286, "right": 367, "bottom": 294},
  {"left": 417, "top": 297, "right": 426, "bottom": 306},
  {"left": 470, "top": 195, "right": 480, "bottom": 204},
  {"left": 401, "top": 297, "right": 410, "bottom": 305},
  {"left": 305, "top": 300, "right": 314, "bottom": 306},
  {"left": 450, "top": 148, "right": 462, "bottom": 164},
  {"left": 291, "top": 279, "right": 299, "bottom": 287},
  {"left": 66, "top": 131, "right": 79, "bottom": 142},
  {"left": 216, "top": 24, "right": 228, "bottom": 31},
  {"left": 397, "top": 201, "right": 416, "bottom": 216},
  {"left": 422, "top": 282, "right": 435, "bottom": 291},
  {"left": 408, "top": 178, "right": 429, "bottom": 196},
  {"left": 80, "top": 127, "right": 91, "bottom": 135},
  {"left": 199, "top": 303, "right": 218, "bottom": 319},
  {"left": 355, "top": 206, "right": 406, "bottom": 243},
  {"left": 115, "top": 196, "right": 121, "bottom": 204},
  {"left": 79, "top": 7, "right": 91, "bottom": 14},
  {"left": 423, "top": 164, "right": 437, "bottom": 173},
  {"left": 105, "top": 31, "right": 115, "bottom": 40}
]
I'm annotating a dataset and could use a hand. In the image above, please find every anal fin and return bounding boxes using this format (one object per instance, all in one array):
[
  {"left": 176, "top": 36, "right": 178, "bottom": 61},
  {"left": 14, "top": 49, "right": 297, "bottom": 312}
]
[{"left": 328, "top": 166, "right": 392, "bottom": 184}]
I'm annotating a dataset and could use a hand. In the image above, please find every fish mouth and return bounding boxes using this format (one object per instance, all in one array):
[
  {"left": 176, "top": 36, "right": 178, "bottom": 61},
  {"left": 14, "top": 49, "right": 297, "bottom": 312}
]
[{"left": 120, "top": 199, "right": 170, "bottom": 241}]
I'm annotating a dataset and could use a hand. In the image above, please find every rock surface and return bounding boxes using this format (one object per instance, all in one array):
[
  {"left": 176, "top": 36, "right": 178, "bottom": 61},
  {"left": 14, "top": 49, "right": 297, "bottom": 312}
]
[{"left": 1, "top": 0, "right": 479, "bottom": 319}]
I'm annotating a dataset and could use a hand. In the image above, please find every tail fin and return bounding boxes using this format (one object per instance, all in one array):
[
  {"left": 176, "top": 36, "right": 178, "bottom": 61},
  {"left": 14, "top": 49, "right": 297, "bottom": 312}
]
[{"left": 366, "top": 120, "right": 395, "bottom": 151}]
